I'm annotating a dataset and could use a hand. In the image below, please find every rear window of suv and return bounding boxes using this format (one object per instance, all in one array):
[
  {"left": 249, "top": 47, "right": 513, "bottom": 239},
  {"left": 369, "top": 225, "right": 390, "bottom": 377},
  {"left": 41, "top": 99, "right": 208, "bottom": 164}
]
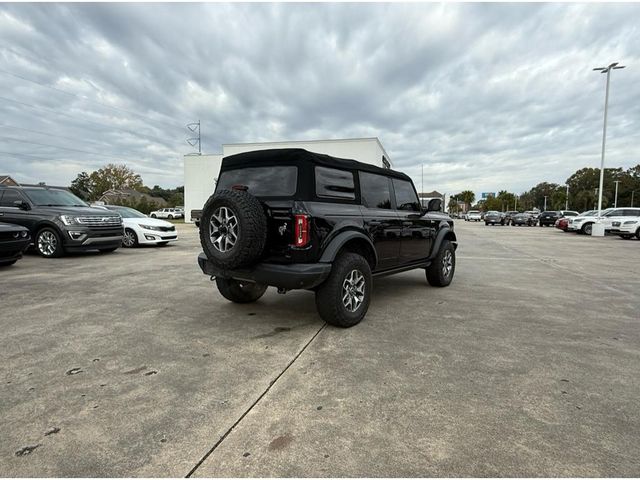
[{"left": 216, "top": 166, "right": 297, "bottom": 197}]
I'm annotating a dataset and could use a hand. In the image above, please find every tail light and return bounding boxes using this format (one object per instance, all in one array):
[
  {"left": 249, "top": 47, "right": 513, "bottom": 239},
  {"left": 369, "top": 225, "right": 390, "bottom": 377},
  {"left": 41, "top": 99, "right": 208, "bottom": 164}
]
[{"left": 293, "top": 214, "right": 310, "bottom": 247}]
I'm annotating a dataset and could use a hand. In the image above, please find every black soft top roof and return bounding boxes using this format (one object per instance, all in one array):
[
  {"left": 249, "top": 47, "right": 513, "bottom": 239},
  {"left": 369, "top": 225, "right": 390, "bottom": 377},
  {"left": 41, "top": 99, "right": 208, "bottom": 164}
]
[{"left": 221, "top": 148, "right": 410, "bottom": 181}]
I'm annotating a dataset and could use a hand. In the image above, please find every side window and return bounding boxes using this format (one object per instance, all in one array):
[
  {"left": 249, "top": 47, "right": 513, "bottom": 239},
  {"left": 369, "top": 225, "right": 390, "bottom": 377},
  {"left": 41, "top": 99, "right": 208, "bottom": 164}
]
[
  {"left": 0, "top": 189, "right": 23, "bottom": 207},
  {"left": 624, "top": 209, "right": 640, "bottom": 216},
  {"left": 392, "top": 178, "right": 420, "bottom": 212},
  {"left": 314, "top": 167, "right": 355, "bottom": 200},
  {"left": 359, "top": 172, "right": 391, "bottom": 209}
]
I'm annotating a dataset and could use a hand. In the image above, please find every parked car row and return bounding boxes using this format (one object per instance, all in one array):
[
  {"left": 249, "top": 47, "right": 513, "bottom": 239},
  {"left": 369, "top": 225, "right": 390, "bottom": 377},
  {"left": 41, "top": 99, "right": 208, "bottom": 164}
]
[
  {"left": 563, "top": 207, "right": 640, "bottom": 239},
  {"left": 0, "top": 185, "right": 179, "bottom": 267}
]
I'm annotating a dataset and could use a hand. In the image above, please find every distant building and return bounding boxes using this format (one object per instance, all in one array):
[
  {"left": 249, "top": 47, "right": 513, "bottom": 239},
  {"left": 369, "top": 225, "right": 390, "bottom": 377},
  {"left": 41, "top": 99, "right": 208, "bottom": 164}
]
[
  {"left": 0, "top": 175, "right": 19, "bottom": 186},
  {"left": 418, "top": 190, "right": 445, "bottom": 209},
  {"left": 99, "top": 188, "right": 167, "bottom": 207}
]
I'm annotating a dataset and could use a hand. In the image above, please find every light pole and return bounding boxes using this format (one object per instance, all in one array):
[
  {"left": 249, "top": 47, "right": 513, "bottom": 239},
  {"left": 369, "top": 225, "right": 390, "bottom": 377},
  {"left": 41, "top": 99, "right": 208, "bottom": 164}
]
[
  {"left": 544, "top": 195, "right": 548, "bottom": 211},
  {"left": 593, "top": 62, "right": 625, "bottom": 234},
  {"left": 614, "top": 180, "right": 620, "bottom": 208},
  {"left": 632, "top": 191, "right": 635, "bottom": 207},
  {"left": 565, "top": 184, "right": 569, "bottom": 210}
]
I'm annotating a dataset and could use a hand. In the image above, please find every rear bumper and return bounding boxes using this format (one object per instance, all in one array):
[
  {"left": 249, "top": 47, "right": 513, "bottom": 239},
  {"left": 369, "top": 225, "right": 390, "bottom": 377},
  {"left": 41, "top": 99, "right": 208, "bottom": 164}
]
[{"left": 197, "top": 252, "right": 331, "bottom": 290}]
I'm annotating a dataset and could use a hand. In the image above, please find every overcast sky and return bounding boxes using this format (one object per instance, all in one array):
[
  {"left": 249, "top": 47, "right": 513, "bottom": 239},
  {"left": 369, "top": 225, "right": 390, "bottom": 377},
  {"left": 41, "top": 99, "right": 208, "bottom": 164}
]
[{"left": 1, "top": 3, "right": 639, "bottom": 197}]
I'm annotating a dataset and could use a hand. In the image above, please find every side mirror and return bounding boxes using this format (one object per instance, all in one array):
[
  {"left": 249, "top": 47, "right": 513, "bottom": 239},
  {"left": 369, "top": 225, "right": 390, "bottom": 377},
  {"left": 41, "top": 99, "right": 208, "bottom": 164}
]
[
  {"left": 14, "top": 200, "right": 30, "bottom": 211},
  {"left": 427, "top": 198, "right": 442, "bottom": 212}
]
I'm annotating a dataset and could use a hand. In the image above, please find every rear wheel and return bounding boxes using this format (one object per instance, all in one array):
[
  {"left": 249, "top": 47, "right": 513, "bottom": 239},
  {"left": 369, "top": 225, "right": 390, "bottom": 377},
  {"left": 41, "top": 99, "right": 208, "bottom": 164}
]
[
  {"left": 316, "top": 253, "right": 371, "bottom": 328},
  {"left": 216, "top": 278, "right": 267, "bottom": 303},
  {"left": 151, "top": 214, "right": 157, "bottom": 218},
  {"left": 426, "top": 239, "right": 456, "bottom": 287},
  {"left": 36, "top": 228, "right": 63, "bottom": 258},
  {"left": 168, "top": 215, "right": 174, "bottom": 219}
]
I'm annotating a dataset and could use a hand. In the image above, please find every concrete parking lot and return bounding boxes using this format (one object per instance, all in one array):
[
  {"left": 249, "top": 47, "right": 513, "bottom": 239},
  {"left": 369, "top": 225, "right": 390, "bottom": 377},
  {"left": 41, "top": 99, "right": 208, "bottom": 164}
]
[{"left": 1, "top": 221, "right": 639, "bottom": 477}]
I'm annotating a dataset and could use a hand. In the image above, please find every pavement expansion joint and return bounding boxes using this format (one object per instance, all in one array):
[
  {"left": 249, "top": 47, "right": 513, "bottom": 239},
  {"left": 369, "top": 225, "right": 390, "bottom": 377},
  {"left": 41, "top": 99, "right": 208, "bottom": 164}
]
[{"left": 185, "top": 322, "right": 327, "bottom": 477}]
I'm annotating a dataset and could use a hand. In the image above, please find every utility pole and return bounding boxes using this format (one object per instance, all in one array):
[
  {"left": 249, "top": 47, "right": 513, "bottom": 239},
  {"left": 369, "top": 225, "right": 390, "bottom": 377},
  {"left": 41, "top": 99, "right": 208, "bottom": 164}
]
[
  {"left": 186, "top": 120, "right": 201, "bottom": 155},
  {"left": 565, "top": 184, "right": 569, "bottom": 210},
  {"left": 592, "top": 62, "right": 625, "bottom": 229},
  {"left": 614, "top": 180, "right": 620, "bottom": 208}
]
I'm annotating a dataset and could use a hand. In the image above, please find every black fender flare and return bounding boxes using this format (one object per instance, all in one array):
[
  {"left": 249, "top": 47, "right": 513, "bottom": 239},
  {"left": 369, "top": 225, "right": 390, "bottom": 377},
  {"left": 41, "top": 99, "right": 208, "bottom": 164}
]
[
  {"left": 318, "top": 230, "right": 378, "bottom": 268},
  {"left": 429, "top": 227, "right": 457, "bottom": 261}
]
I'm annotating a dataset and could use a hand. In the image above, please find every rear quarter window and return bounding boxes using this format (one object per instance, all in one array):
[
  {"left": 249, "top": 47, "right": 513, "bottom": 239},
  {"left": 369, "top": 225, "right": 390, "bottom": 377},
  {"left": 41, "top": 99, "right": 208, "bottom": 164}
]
[
  {"left": 314, "top": 166, "right": 355, "bottom": 200},
  {"left": 216, "top": 166, "right": 298, "bottom": 197}
]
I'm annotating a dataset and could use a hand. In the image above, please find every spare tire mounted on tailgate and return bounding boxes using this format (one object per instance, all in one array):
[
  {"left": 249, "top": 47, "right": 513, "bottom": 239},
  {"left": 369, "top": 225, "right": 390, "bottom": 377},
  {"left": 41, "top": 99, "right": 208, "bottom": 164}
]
[{"left": 199, "top": 189, "right": 267, "bottom": 269}]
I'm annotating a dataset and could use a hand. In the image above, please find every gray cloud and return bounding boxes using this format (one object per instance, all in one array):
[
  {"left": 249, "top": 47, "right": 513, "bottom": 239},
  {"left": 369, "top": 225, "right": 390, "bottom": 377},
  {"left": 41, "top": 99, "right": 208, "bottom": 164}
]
[{"left": 0, "top": 3, "right": 638, "bottom": 197}]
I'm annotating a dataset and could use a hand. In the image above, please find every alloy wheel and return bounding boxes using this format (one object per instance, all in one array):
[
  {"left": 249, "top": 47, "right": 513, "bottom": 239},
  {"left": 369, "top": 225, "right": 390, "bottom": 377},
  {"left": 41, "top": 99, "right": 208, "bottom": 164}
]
[
  {"left": 442, "top": 249, "right": 453, "bottom": 278},
  {"left": 342, "top": 269, "right": 365, "bottom": 312},
  {"left": 123, "top": 230, "right": 136, "bottom": 247},
  {"left": 209, "top": 206, "right": 239, "bottom": 253},
  {"left": 38, "top": 231, "right": 57, "bottom": 256}
]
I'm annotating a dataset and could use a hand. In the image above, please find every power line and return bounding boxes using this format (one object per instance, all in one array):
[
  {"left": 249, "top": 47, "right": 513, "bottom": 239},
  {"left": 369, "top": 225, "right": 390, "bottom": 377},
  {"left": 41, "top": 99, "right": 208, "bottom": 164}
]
[
  {"left": 0, "top": 123, "right": 107, "bottom": 147},
  {"left": 0, "top": 67, "right": 183, "bottom": 131},
  {"left": 0, "top": 95, "right": 179, "bottom": 148},
  {"left": 0, "top": 150, "right": 182, "bottom": 178},
  {"left": 0, "top": 135, "right": 137, "bottom": 161}
]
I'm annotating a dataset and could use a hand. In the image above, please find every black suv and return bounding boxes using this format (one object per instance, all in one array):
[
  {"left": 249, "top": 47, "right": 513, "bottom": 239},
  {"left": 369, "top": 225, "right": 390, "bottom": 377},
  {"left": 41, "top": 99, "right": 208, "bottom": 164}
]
[
  {"left": 538, "top": 210, "right": 580, "bottom": 227},
  {"left": 197, "top": 149, "right": 457, "bottom": 327},
  {"left": 0, "top": 185, "right": 123, "bottom": 257}
]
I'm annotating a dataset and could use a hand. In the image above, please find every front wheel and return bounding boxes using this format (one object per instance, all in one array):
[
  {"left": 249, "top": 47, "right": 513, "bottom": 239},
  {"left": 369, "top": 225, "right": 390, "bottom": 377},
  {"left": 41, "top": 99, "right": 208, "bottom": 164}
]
[
  {"left": 426, "top": 239, "right": 456, "bottom": 287},
  {"left": 216, "top": 278, "right": 267, "bottom": 303},
  {"left": 36, "top": 228, "right": 64, "bottom": 258},
  {"left": 168, "top": 215, "right": 174, "bottom": 219},
  {"left": 582, "top": 223, "right": 593, "bottom": 235},
  {"left": 151, "top": 214, "right": 157, "bottom": 218},
  {"left": 315, "top": 253, "right": 372, "bottom": 328},
  {"left": 122, "top": 228, "right": 138, "bottom": 248}
]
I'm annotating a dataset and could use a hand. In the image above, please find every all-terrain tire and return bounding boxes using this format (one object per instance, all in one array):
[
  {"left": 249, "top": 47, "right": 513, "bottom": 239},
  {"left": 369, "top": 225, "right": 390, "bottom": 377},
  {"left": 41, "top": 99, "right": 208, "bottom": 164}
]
[
  {"left": 200, "top": 189, "right": 267, "bottom": 269},
  {"left": 315, "top": 253, "right": 372, "bottom": 328},
  {"left": 426, "top": 239, "right": 456, "bottom": 287},
  {"left": 216, "top": 278, "right": 267, "bottom": 303}
]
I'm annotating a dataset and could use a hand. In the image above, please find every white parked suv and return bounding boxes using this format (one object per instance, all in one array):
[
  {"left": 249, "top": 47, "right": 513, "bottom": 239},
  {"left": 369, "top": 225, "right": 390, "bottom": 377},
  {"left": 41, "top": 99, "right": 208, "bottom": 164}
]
[
  {"left": 103, "top": 205, "right": 178, "bottom": 247},
  {"left": 467, "top": 210, "right": 482, "bottom": 222},
  {"left": 567, "top": 208, "right": 640, "bottom": 235},
  {"left": 149, "top": 207, "right": 184, "bottom": 219},
  {"left": 609, "top": 209, "right": 640, "bottom": 240}
]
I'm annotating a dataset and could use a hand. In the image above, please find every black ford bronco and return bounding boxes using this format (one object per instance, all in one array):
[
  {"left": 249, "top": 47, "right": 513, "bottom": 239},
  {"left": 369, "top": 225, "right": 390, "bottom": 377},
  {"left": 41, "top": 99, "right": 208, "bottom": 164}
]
[{"left": 197, "top": 149, "right": 457, "bottom": 327}]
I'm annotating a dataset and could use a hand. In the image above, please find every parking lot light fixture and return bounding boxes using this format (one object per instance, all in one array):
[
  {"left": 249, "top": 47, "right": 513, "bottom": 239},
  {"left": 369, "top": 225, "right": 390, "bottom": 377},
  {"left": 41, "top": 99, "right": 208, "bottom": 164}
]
[
  {"left": 614, "top": 180, "right": 620, "bottom": 208},
  {"left": 565, "top": 184, "right": 569, "bottom": 210},
  {"left": 593, "top": 62, "right": 625, "bottom": 236}
]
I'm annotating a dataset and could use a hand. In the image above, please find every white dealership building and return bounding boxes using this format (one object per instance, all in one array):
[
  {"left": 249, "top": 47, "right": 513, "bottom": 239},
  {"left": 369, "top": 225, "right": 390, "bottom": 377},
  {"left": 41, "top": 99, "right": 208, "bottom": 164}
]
[{"left": 183, "top": 137, "right": 392, "bottom": 222}]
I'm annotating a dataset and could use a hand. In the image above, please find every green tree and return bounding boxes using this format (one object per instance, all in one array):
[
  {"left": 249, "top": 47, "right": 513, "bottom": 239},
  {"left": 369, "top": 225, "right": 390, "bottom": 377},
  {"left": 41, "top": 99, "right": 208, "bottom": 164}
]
[
  {"left": 459, "top": 190, "right": 475, "bottom": 209},
  {"left": 69, "top": 171, "right": 92, "bottom": 200},
  {"left": 88, "top": 164, "right": 143, "bottom": 199}
]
